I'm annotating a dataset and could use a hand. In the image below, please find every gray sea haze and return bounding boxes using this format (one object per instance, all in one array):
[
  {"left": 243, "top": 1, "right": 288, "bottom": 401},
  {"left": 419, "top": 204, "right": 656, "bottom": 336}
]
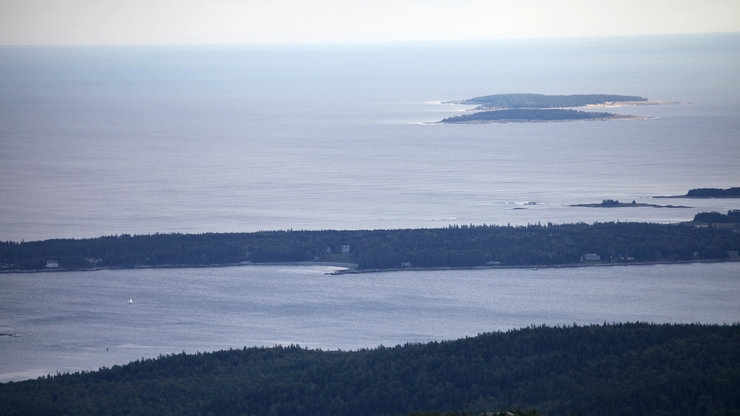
[
  {"left": 1, "top": 34, "right": 740, "bottom": 382},
  {"left": 1, "top": 34, "right": 739, "bottom": 241},
  {"left": 1, "top": 262, "right": 739, "bottom": 382}
]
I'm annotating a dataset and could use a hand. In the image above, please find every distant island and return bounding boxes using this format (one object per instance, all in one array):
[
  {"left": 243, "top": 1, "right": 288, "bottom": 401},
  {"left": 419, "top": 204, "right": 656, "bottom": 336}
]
[
  {"left": 571, "top": 199, "right": 691, "bottom": 208},
  {"left": 440, "top": 109, "right": 641, "bottom": 124},
  {"left": 655, "top": 187, "right": 740, "bottom": 198},
  {"left": 451, "top": 93, "right": 650, "bottom": 110},
  {"left": 438, "top": 93, "right": 669, "bottom": 124}
]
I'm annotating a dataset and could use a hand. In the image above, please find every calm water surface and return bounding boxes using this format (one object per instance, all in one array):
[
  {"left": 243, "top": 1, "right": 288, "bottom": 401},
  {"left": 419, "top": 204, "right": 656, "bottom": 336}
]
[
  {"left": 1, "top": 34, "right": 740, "bottom": 241},
  {"left": 1, "top": 262, "right": 738, "bottom": 382},
  {"left": 1, "top": 34, "right": 739, "bottom": 382}
]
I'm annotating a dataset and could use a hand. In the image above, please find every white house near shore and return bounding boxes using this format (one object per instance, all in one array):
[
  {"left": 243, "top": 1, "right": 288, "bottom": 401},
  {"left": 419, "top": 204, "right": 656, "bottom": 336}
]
[{"left": 582, "top": 253, "right": 601, "bottom": 261}]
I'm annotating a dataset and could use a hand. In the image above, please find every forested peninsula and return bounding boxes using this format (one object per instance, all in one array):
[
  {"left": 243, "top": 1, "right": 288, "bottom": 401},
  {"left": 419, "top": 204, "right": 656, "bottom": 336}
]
[
  {"left": 2, "top": 213, "right": 739, "bottom": 272},
  {"left": 439, "top": 93, "right": 655, "bottom": 124},
  {"left": 655, "top": 187, "right": 740, "bottom": 198},
  {"left": 1, "top": 323, "right": 737, "bottom": 415}
]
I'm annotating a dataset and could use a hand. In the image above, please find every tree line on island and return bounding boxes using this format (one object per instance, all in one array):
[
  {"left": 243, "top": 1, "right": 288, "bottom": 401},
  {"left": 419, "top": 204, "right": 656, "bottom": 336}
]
[
  {"left": 439, "top": 109, "right": 628, "bottom": 124},
  {"left": 453, "top": 93, "right": 648, "bottom": 109},
  {"left": 1, "top": 212, "right": 739, "bottom": 272},
  {"left": 1, "top": 323, "right": 737, "bottom": 415}
]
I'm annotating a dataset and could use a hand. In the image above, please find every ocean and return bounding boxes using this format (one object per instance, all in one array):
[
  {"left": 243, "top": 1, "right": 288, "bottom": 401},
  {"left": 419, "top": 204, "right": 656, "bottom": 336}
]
[
  {"left": 1, "top": 34, "right": 739, "bottom": 241},
  {"left": 1, "top": 33, "right": 739, "bottom": 381}
]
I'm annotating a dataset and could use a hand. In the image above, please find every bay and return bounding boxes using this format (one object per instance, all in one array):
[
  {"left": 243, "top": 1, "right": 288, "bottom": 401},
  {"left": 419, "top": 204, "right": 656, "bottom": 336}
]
[
  {"left": 1, "top": 262, "right": 739, "bottom": 382},
  {"left": 1, "top": 34, "right": 740, "bottom": 384}
]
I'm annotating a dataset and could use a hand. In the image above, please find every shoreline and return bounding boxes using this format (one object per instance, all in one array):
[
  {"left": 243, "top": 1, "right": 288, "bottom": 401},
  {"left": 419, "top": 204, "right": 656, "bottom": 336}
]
[
  {"left": 0, "top": 261, "right": 360, "bottom": 275},
  {"left": 3, "top": 258, "right": 737, "bottom": 276},
  {"left": 570, "top": 202, "right": 691, "bottom": 208},
  {"left": 438, "top": 114, "right": 646, "bottom": 124},
  {"left": 582, "top": 100, "right": 684, "bottom": 108},
  {"left": 330, "top": 257, "right": 740, "bottom": 275},
  {"left": 441, "top": 98, "right": 682, "bottom": 110}
]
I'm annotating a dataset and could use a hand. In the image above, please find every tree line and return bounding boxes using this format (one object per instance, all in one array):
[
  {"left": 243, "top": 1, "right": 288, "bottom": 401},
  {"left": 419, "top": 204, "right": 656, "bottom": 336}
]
[
  {"left": 440, "top": 109, "right": 618, "bottom": 123},
  {"left": 685, "top": 187, "right": 740, "bottom": 198},
  {"left": 0, "top": 323, "right": 737, "bottom": 415},
  {"left": 457, "top": 93, "right": 646, "bottom": 109},
  {"left": 693, "top": 210, "right": 740, "bottom": 223},
  {"left": 1, "top": 219, "right": 739, "bottom": 271}
]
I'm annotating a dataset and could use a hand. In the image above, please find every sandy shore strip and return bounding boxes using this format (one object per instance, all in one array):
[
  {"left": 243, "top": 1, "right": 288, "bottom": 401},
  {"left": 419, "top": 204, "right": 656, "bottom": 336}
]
[{"left": 583, "top": 100, "right": 685, "bottom": 108}]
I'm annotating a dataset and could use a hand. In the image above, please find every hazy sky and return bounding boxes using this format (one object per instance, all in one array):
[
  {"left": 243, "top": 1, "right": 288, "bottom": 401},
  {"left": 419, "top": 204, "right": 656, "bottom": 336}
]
[{"left": 1, "top": 0, "right": 739, "bottom": 45}]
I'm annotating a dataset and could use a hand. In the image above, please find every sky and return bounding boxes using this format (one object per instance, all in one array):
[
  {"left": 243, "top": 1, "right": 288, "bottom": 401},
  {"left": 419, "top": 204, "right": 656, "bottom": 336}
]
[{"left": 0, "top": 0, "right": 739, "bottom": 45}]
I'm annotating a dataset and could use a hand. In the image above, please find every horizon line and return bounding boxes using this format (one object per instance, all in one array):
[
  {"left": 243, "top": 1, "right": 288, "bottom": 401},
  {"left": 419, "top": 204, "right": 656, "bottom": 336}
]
[{"left": 1, "top": 31, "right": 737, "bottom": 48}]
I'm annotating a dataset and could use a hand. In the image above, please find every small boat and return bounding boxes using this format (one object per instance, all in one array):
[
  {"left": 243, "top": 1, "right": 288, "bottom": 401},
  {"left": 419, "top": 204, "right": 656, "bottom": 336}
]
[{"left": 128, "top": 298, "right": 133, "bottom": 304}]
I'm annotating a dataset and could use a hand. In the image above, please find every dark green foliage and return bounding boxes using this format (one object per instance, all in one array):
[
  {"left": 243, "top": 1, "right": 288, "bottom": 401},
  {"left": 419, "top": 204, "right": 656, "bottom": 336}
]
[
  {"left": 1, "top": 221, "right": 739, "bottom": 271},
  {"left": 458, "top": 93, "right": 646, "bottom": 109},
  {"left": 601, "top": 199, "right": 619, "bottom": 206},
  {"left": 693, "top": 210, "right": 740, "bottom": 223},
  {"left": 571, "top": 199, "right": 689, "bottom": 208},
  {"left": 1, "top": 323, "right": 737, "bottom": 415},
  {"left": 440, "top": 109, "right": 618, "bottom": 123},
  {"left": 686, "top": 187, "right": 740, "bottom": 198},
  {"left": 404, "top": 411, "right": 537, "bottom": 416}
]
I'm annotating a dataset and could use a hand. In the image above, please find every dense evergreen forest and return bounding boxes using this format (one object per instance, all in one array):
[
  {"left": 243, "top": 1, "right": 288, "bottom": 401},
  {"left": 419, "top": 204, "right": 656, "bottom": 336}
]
[
  {"left": 685, "top": 187, "right": 740, "bottom": 198},
  {"left": 655, "top": 187, "right": 740, "bottom": 198},
  {"left": 1, "top": 323, "right": 737, "bottom": 415},
  {"left": 694, "top": 210, "right": 740, "bottom": 223},
  {"left": 1, "top": 218, "right": 739, "bottom": 271}
]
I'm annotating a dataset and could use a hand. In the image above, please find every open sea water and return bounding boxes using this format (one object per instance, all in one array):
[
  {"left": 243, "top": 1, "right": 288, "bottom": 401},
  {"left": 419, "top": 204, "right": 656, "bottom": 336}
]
[
  {"left": 1, "top": 34, "right": 739, "bottom": 240},
  {"left": 1, "top": 34, "right": 739, "bottom": 381}
]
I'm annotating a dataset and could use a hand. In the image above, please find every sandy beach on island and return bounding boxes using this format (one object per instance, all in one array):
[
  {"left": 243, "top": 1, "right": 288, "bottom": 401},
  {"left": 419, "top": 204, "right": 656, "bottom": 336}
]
[{"left": 583, "top": 100, "right": 684, "bottom": 108}]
